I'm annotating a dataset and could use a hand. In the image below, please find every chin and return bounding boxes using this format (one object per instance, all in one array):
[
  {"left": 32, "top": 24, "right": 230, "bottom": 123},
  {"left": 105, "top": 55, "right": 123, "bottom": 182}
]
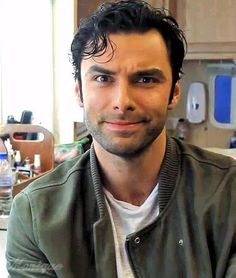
[
  {"left": 88, "top": 121, "right": 165, "bottom": 157},
  {"left": 98, "top": 138, "right": 157, "bottom": 158}
]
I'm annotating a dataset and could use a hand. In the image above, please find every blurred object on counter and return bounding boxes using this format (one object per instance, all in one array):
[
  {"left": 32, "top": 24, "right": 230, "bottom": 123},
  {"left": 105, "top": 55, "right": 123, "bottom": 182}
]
[
  {"left": 175, "top": 118, "right": 191, "bottom": 141},
  {"left": 230, "top": 130, "right": 236, "bottom": 148},
  {"left": 4, "top": 139, "right": 15, "bottom": 168},
  {"left": 186, "top": 82, "right": 206, "bottom": 123},
  {"left": 7, "top": 110, "right": 33, "bottom": 124},
  {"left": 7, "top": 110, "right": 38, "bottom": 140},
  {"left": 33, "top": 154, "right": 41, "bottom": 175},
  {"left": 54, "top": 136, "right": 91, "bottom": 165}
]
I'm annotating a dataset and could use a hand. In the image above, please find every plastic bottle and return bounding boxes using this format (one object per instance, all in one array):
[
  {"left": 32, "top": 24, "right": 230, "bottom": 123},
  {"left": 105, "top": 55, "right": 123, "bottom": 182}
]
[
  {"left": 14, "top": 150, "right": 21, "bottom": 169},
  {"left": 4, "top": 139, "right": 15, "bottom": 168},
  {"left": 33, "top": 154, "right": 41, "bottom": 175},
  {"left": 0, "top": 153, "right": 13, "bottom": 217}
]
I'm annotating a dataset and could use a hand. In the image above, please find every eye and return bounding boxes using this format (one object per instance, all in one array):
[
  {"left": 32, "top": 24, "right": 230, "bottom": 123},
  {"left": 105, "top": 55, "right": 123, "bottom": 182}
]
[
  {"left": 136, "top": 76, "right": 158, "bottom": 83},
  {"left": 94, "top": 75, "right": 112, "bottom": 82}
]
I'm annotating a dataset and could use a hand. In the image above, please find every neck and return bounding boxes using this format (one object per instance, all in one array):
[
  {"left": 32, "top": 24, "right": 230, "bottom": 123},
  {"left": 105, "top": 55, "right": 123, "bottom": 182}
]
[{"left": 94, "top": 129, "right": 167, "bottom": 206}]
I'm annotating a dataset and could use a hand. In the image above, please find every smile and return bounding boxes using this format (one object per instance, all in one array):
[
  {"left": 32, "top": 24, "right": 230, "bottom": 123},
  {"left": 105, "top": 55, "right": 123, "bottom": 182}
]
[{"left": 104, "top": 121, "right": 143, "bottom": 131}]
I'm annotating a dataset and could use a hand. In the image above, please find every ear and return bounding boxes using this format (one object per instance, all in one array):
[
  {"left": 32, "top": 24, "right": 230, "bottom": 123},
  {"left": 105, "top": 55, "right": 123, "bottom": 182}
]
[
  {"left": 167, "top": 82, "right": 180, "bottom": 110},
  {"left": 75, "top": 81, "right": 83, "bottom": 107}
]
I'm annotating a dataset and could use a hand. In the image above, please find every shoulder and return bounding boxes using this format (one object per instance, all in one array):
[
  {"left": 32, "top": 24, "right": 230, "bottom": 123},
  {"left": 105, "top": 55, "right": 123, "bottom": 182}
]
[
  {"left": 168, "top": 138, "right": 236, "bottom": 217},
  {"left": 171, "top": 137, "right": 236, "bottom": 170},
  {"left": 11, "top": 149, "right": 95, "bottom": 233},
  {"left": 169, "top": 137, "right": 236, "bottom": 201},
  {"left": 12, "top": 149, "right": 93, "bottom": 219},
  {"left": 24, "top": 148, "right": 91, "bottom": 195}
]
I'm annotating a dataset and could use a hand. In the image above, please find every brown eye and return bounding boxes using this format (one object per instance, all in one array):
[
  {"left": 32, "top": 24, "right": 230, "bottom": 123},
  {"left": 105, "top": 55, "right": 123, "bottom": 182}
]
[{"left": 137, "top": 76, "right": 157, "bottom": 83}]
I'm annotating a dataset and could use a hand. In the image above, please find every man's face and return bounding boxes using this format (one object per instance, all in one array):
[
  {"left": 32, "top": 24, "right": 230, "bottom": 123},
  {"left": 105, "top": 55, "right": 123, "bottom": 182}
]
[{"left": 77, "top": 30, "right": 180, "bottom": 157}]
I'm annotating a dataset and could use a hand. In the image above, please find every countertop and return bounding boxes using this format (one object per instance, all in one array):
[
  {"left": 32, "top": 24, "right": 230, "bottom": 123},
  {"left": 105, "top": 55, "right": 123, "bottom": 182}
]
[{"left": 204, "top": 147, "right": 236, "bottom": 160}]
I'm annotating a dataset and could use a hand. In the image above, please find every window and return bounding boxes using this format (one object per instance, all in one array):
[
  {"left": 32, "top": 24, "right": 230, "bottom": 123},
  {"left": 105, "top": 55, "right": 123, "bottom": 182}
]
[
  {"left": 0, "top": 0, "right": 83, "bottom": 143},
  {"left": 0, "top": 0, "right": 53, "bottom": 130}
]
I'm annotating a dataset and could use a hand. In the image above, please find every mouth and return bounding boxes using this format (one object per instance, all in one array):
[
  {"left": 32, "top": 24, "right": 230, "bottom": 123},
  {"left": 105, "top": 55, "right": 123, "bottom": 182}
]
[{"left": 103, "top": 120, "right": 144, "bottom": 131}]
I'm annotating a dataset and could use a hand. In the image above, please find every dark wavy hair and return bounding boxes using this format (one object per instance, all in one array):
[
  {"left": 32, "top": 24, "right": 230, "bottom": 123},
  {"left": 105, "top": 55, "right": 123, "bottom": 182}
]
[{"left": 71, "top": 0, "right": 187, "bottom": 100}]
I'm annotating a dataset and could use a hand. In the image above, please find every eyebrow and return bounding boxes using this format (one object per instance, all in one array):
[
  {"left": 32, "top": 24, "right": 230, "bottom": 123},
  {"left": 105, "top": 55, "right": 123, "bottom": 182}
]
[
  {"left": 85, "top": 65, "right": 166, "bottom": 80},
  {"left": 134, "top": 69, "right": 166, "bottom": 81},
  {"left": 85, "top": 65, "right": 116, "bottom": 76}
]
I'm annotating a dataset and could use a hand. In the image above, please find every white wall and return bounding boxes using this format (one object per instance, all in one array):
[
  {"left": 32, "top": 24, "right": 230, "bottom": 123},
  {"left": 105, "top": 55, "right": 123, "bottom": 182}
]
[
  {"left": 52, "top": 0, "right": 83, "bottom": 144},
  {"left": 0, "top": 0, "right": 53, "bottom": 130}
]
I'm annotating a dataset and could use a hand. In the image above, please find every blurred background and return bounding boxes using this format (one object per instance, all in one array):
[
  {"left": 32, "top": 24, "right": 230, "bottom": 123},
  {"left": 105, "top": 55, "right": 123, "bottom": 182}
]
[{"left": 0, "top": 0, "right": 236, "bottom": 149}]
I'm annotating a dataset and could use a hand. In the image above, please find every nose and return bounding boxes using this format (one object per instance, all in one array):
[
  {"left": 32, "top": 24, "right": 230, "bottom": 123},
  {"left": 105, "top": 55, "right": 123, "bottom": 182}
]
[{"left": 112, "top": 81, "right": 135, "bottom": 112}]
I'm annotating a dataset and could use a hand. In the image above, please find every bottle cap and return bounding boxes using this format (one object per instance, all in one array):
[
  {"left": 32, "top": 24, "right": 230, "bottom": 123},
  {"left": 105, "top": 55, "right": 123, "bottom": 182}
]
[{"left": 0, "top": 153, "right": 8, "bottom": 160}]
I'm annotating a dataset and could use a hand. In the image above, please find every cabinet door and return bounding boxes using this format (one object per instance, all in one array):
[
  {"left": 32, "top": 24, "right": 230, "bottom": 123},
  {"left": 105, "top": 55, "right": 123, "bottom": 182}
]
[
  {"left": 175, "top": 0, "right": 236, "bottom": 59},
  {"left": 76, "top": 0, "right": 101, "bottom": 25},
  {"left": 76, "top": 1, "right": 169, "bottom": 24},
  {"left": 146, "top": 0, "right": 172, "bottom": 9},
  {"left": 146, "top": 0, "right": 165, "bottom": 8}
]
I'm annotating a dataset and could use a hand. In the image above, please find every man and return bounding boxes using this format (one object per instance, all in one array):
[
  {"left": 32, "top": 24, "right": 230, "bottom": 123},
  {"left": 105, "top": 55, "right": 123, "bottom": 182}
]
[{"left": 6, "top": 0, "right": 236, "bottom": 277}]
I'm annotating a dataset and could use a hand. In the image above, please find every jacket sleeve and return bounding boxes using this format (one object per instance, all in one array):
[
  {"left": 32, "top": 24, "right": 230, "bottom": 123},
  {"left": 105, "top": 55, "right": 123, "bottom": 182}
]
[{"left": 6, "top": 192, "right": 57, "bottom": 277}]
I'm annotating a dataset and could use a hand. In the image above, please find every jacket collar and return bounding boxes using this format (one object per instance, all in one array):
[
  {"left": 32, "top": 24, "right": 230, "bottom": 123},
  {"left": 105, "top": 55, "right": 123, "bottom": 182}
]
[{"left": 158, "top": 136, "right": 179, "bottom": 211}]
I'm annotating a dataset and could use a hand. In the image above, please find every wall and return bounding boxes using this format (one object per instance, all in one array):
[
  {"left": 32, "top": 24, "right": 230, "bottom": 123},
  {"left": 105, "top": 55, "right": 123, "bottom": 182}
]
[
  {"left": 53, "top": 0, "right": 84, "bottom": 144},
  {"left": 168, "top": 60, "right": 235, "bottom": 148},
  {"left": 0, "top": 1, "right": 53, "bottom": 131}
]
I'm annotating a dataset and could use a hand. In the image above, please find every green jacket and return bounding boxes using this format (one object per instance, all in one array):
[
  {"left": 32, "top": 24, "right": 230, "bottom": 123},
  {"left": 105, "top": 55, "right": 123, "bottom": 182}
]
[{"left": 6, "top": 137, "right": 236, "bottom": 277}]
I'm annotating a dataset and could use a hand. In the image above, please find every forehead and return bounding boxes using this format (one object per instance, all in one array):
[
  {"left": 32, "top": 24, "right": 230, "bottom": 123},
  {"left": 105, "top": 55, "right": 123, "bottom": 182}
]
[{"left": 81, "top": 30, "right": 171, "bottom": 74}]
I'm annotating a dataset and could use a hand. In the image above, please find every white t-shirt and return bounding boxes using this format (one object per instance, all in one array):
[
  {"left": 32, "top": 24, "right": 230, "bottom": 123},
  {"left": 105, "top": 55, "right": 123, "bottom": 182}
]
[{"left": 104, "top": 184, "right": 159, "bottom": 278}]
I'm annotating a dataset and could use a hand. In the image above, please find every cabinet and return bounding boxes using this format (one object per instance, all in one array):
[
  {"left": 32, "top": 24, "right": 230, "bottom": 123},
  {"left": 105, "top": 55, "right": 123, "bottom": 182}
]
[
  {"left": 76, "top": 0, "right": 101, "bottom": 25},
  {"left": 76, "top": 0, "right": 172, "bottom": 25},
  {"left": 146, "top": 0, "right": 165, "bottom": 8},
  {"left": 172, "top": 0, "right": 236, "bottom": 59},
  {"left": 146, "top": 0, "right": 175, "bottom": 10},
  {"left": 76, "top": 0, "right": 236, "bottom": 60}
]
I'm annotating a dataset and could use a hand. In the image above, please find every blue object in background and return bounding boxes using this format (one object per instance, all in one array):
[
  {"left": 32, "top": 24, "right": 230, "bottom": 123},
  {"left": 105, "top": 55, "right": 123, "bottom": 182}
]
[{"left": 214, "top": 75, "right": 231, "bottom": 123}]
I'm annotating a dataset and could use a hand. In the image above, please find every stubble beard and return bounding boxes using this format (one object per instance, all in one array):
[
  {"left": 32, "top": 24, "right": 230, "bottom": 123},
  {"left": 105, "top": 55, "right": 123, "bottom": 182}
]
[{"left": 85, "top": 114, "right": 166, "bottom": 159}]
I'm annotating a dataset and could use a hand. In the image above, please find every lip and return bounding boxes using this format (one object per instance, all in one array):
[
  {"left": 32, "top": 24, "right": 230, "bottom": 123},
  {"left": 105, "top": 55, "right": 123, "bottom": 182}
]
[{"left": 104, "top": 121, "right": 143, "bottom": 131}]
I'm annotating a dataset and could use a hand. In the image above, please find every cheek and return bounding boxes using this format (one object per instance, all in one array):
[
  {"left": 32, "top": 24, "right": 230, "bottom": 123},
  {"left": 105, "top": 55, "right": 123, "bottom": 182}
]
[
  {"left": 140, "top": 95, "right": 169, "bottom": 113},
  {"left": 81, "top": 85, "right": 97, "bottom": 107},
  {"left": 83, "top": 94, "right": 106, "bottom": 115},
  {"left": 82, "top": 87, "right": 112, "bottom": 111}
]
